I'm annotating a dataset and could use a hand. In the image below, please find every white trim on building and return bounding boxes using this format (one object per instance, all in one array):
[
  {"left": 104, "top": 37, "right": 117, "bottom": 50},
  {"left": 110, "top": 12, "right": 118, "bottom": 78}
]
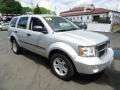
[{"left": 60, "top": 8, "right": 120, "bottom": 24}]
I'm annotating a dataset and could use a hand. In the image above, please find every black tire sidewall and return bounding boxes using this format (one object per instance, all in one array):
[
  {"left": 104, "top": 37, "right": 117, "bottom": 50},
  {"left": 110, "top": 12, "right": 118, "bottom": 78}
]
[
  {"left": 51, "top": 53, "right": 74, "bottom": 80},
  {"left": 11, "top": 40, "right": 20, "bottom": 54}
]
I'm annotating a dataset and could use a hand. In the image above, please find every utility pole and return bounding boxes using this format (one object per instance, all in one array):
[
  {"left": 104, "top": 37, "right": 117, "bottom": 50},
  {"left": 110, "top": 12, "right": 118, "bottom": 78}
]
[
  {"left": 31, "top": 0, "right": 34, "bottom": 13},
  {"left": 54, "top": 6, "right": 58, "bottom": 15},
  {"left": 115, "top": 3, "right": 119, "bottom": 11}
]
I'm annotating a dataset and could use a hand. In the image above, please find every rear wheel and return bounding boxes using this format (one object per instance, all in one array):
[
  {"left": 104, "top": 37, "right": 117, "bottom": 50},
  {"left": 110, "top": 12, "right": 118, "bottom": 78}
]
[
  {"left": 51, "top": 53, "right": 74, "bottom": 80},
  {"left": 11, "top": 39, "right": 21, "bottom": 54},
  {"left": 0, "top": 28, "right": 2, "bottom": 31}
]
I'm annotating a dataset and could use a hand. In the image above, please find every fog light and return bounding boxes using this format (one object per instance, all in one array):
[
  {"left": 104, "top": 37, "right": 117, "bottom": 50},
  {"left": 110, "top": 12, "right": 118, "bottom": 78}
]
[{"left": 92, "top": 66, "right": 99, "bottom": 73}]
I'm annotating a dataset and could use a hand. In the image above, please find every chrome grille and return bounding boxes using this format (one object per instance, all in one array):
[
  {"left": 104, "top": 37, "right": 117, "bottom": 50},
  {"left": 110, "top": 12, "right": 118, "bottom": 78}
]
[{"left": 96, "top": 41, "right": 109, "bottom": 57}]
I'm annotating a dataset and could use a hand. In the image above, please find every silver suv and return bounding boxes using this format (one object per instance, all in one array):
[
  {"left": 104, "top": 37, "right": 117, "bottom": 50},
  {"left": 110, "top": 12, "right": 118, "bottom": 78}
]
[{"left": 8, "top": 15, "right": 114, "bottom": 80}]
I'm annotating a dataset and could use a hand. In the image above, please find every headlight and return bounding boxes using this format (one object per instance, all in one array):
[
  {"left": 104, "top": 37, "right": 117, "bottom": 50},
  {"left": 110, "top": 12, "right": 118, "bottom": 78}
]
[{"left": 79, "top": 46, "right": 96, "bottom": 57}]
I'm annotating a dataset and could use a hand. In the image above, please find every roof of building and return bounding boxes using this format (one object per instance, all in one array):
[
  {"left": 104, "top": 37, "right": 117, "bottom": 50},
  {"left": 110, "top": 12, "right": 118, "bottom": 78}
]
[
  {"left": 60, "top": 7, "right": 112, "bottom": 17},
  {"left": 61, "top": 7, "right": 84, "bottom": 13}
]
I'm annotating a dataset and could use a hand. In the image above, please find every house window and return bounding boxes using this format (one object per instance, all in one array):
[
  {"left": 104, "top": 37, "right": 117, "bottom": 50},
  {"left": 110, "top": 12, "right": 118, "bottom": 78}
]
[
  {"left": 87, "top": 16, "right": 89, "bottom": 19},
  {"left": 81, "top": 17, "right": 82, "bottom": 20}
]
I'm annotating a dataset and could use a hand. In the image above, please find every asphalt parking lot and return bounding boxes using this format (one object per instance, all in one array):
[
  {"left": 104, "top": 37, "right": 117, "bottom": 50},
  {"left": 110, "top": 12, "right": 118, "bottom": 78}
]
[{"left": 0, "top": 31, "right": 120, "bottom": 90}]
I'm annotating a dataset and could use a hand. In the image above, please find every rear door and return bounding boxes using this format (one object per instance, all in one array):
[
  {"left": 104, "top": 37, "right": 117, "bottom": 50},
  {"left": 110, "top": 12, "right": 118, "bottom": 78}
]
[
  {"left": 8, "top": 17, "right": 18, "bottom": 37},
  {"left": 16, "top": 16, "right": 29, "bottom": 47}
]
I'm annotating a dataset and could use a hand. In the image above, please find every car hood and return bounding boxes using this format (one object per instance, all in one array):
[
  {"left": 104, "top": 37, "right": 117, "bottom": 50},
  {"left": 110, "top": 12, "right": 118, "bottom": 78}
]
[{"left": 54, "top": 30, "right": 109, "bottom": 46}]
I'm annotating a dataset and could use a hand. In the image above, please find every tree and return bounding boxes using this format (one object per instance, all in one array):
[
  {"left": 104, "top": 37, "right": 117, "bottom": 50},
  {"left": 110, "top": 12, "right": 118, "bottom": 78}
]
[
  {"left": 0, "top": 0, "right": 22, "bottom": 14},
  {"left": 13, "top": 1, "right": 22, "bottom": 14},
  {"left": 33, "top": 4, "right": 41, "bottom": 14},
  {"left": 34, "top": 4, "right": 55, "bottom": 14},
  {"left": 40, "top": 7, "right": 50, "bottom": 14},
  {"left": 22, "top": 7, "right": 33, "bottom": 14}
]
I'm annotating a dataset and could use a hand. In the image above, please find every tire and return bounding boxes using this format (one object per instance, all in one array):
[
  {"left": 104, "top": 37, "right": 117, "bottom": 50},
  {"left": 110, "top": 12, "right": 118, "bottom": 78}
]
[
  {"left": 51, "top": 53, "right": 74, "bottom": 81},
  {"left": 0, "top": 28, "right": 2, "bottom": 31},
  {"left": 11, "top": 39, "right": 21, "bottom": 54}
]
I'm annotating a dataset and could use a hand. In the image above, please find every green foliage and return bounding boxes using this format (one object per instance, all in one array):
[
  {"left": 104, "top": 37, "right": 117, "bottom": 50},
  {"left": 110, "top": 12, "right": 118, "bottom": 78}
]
[
  {"left": 34, "top": 5, "right": 56, "bottom": 14},
  {"left": 40, "top": 7, "right": 50, "bottom": 14},
  {"left": 0, "top": 0, "right": 56, "bottom": 15},
  {"left": 0, "top": 0, "right": 22, "bottom": 14},
  {"left": 33, "top": 5, "right": 41, "bottom": 14},
  {"left": 22, "top": 7, "right": 33, "bottom": 14}
]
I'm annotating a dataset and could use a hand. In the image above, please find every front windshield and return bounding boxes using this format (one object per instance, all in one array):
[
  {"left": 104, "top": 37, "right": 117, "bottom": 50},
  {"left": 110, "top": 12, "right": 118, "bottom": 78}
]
[{"left": 44, "top": 17, "right": 80, "bottom": 32}]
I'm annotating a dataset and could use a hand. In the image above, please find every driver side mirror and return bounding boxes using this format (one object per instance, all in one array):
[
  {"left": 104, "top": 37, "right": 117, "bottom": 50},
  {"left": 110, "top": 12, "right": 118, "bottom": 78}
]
[{"left": 33, "top": 26, "right": 47, "bottom": 34}]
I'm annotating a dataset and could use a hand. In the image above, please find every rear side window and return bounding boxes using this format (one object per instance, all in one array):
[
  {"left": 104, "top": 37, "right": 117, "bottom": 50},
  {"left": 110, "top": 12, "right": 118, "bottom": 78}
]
[
  {"left": 10, "top": 18, "right": 18, "bottom": 27},
  {"left": 17, "top": 17, "right": 28, "bottom": 29}
]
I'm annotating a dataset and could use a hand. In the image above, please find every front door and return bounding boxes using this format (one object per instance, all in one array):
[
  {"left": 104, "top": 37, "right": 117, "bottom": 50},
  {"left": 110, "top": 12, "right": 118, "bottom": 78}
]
[{"left": 23, "top": 17, "right": 48, "bottom": 56}]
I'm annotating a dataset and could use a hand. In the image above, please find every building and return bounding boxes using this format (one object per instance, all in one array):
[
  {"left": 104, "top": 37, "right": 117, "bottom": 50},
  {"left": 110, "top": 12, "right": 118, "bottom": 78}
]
[{"left": 60, "top": 7, "right": 120, "bottom": 24}]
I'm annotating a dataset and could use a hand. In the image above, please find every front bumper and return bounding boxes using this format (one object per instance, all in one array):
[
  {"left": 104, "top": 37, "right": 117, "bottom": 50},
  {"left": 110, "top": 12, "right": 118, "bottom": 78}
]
[{"left": 73, "top": 48, "right": 114, "bottom": 74}]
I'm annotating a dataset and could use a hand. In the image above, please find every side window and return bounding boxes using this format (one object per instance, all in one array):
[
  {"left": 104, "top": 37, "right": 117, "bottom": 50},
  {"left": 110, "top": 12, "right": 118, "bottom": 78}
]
[
  {"left": 29, "top": 17, "right": 45, "bottom": 31},
  {"left": 10, "top": 18, "right": 18, "bottom": 27},
  {"left": 17, "top": 17, "right": 28, "bottom": 29}
]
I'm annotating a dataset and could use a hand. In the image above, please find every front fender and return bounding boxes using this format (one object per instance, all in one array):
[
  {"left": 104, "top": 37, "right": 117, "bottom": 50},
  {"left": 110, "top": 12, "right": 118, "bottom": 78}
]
[{"left": 46, "top": 42, "right": 78, "bottom": 61}]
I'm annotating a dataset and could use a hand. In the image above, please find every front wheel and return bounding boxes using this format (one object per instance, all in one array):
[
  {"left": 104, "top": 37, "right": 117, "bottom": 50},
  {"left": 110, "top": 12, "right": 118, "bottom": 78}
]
[
  {"left": 51, "top": 53, "right": 74, "bottom": 80},
  {"left": 11, "top": 39, "right": 21, "bottom": 54}
]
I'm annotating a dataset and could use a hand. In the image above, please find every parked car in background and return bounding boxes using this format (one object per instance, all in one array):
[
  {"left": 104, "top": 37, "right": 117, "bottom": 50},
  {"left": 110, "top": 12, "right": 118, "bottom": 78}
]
[
  {"left": 73, "top": 22, "right": 87, "bottom": 30},
  {"left": 0, "top": 22, "right": 2, "bottom": 31},
  {"left": 0, "top": 22, "right": 9, "bottom": 31},
  {"left": 8, "top": 15, "right": 114, "bottom": 80}
]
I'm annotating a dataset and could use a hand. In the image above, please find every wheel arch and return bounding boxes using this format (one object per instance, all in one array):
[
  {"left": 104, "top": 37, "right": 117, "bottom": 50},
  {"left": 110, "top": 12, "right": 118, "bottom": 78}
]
[
  {"left": 47, "top": 42, "right": 78, "bottom": 72},
  {"left": 10, "top": 36, "right": 15, "bottom": 42},
  {"left": 9, "top": 33, "right": 20, "bottom": 46},
  {"left": 49, "top": 49, "right": 77, "bottom": 72}
]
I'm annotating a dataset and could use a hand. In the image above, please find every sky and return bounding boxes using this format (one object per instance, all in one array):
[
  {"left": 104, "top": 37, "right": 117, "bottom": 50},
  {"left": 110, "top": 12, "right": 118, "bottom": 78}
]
[{"left": 17, "top": 0, "right": 120, "bottom": 14}]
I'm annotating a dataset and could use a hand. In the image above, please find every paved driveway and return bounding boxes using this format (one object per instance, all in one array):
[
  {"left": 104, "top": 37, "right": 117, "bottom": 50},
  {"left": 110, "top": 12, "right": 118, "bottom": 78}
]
[
  {"left": 0, "top": 31, "right": 120, "bottom": 90},
  {"left": 101, "top": 32, "right": 120, "bottom": 49}
]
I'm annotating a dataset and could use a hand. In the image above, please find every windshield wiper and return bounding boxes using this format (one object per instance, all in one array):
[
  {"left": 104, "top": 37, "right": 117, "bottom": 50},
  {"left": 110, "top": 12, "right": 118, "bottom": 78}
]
[
  {"left": 55, "top": 28, "right": 79, "bottom": 32},
  {"left": 66, "top": 28, "right": 79, "bottom": 31},
  {"left": 55, "top": 29, "right": 70, "bottom": 32}
]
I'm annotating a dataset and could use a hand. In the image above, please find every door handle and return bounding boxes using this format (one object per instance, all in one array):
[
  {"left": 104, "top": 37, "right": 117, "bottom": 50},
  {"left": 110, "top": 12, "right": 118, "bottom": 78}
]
[
  {"left": 14, "top": 31, "right": 17, "bottom": 33},
  {"left": 26, "top": 33, "right": 31, "bottom": 36}
]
